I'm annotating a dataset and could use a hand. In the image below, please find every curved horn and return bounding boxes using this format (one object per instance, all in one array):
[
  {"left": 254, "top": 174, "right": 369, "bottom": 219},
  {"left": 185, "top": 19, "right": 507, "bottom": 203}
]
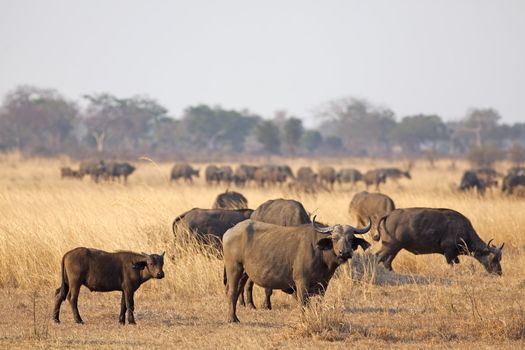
[
  {"left": 499, "top": 243, "right": 505, "bottom": 250},
  {"left": 352, "top": 217, "right": 372, "bottom": 234},
  {"left": 160, "top": 251, "right": 165, "bottom": 257},
  {"left": 487, "top": 238, "right": 494, "bottom": 248},
  {"left": 311, "top": 215, "right": 335, "bottom": 234}
]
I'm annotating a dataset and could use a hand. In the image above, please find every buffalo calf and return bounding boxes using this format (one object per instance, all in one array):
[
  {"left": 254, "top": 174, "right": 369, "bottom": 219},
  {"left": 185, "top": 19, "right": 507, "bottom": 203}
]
[{"left": 52, "top": 247, "right": 165, "bottom": 325}]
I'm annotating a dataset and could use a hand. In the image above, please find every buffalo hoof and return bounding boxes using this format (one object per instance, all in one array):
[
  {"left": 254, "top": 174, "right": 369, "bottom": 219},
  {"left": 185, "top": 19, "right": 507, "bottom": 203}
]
[
  {"left": 75, "top": 320, "right": 84, "bottom": 325},
  {"left": 262, "top": 304, "right": 272, "bottom": 310},
  {"left": 247, "top": 303, "right": 256, "bottom": 310},
  {"left": 228, "top": 316, "right": 240, "bottom": 323},
  {"left": 52, "top": 318, "right": 60, "bottom": 324}
]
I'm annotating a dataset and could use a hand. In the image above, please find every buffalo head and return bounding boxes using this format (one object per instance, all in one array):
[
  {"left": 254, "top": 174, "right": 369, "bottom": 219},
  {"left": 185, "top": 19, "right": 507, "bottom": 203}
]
[
  {"left": 133, "top": 251, "right": 166, "bottom": 279},
  {"left": 312, "top": 216, "right": 371, "bottom": 262},
  {"left": 474, "top": 239, "right": 504, "bottom": 275}
]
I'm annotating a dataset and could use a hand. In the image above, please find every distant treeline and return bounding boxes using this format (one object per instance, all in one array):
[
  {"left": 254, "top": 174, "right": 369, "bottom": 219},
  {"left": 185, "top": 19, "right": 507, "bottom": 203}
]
[{"left": 0, "top": 85, "right": 524, "bottom": 165}]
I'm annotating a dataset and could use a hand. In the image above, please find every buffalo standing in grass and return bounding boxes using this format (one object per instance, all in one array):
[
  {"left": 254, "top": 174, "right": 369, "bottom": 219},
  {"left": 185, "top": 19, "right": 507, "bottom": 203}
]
[
  {"left": 502, "top": 173, "right": 525, "bottom": 195},
  {"left": 363, "top": 169, "right": 387, "bottom": 191},
  {"left": 459, "top": 170, "right": 488, "bottom": 194},
  {"left": 374, "top": 208, "right": 504, "bottom": 274},
  {"left": 319, "top": 166, "right": 337, "bottom": 190},
  {"left": 223, "top": 217, "right": 371, "bottom": 323},
  {"left": 349, "top": 191, "right": 395, "bottom": 237},
  {"left": 212, "top": 190, "right": 248, "bottom": 210},
  {"left": 79, "top": 160, "right": 106, "bottom": 183},
  {"left": 52, "top": 248, "right": 165, "bottom": 325},
  {"left": 171, "top": 163, "right": 199, "bottom": 183},
  {"left": 106, "top": 162, "right": 136, "bottom": 183},
  {"left": 337, "top": 168, "right": 363, "bottom": 188}
]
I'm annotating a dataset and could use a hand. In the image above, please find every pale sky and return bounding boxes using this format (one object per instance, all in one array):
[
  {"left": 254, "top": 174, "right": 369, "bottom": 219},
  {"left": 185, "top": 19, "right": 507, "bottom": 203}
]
[{"left": 1, "top": 0, "right": 524, "bottom": 126}]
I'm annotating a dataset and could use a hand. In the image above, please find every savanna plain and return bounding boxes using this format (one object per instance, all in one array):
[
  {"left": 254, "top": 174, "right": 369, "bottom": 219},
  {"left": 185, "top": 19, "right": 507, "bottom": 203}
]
[{"left": 0, "top": 154, "right": 524, "bottom": 349}]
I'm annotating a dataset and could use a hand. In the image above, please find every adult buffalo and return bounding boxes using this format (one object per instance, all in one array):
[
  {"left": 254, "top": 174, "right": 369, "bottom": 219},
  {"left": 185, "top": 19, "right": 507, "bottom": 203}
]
[
  {"left": 205, "top": 165, "right": 222, "bottom": 185},
  {"left": 212, "top": 190, "right": 248, "bottom": 210},
  {"left": 363, "top": 169, "right": 387, "bottom": 191},
  {"left": 374, "top": 208, "right": 504, "bottom": 274},
  {"left": 171, "top": 163, "right": 199, "bottom": 183},
  {"left": 79, "top": 160, "right": 106, "bottom": 183},
  {"left": 106, "top": 162, "right": 136, "bottom": 183},
  {"left": 459, "top": 170, "right": 487, "bottom": 194},
  {"left": 223, "top": 216, "right": 371, "bottom": 323},
  {"left": 319, "top": 166, "right": 337, "bottom": 190},
  {"left": 349, "top": 191, "right": 395, "bottom": 237},
  {"left": 52, "top": 248, "right": 165, "bottom": 325},
  {"left": 247, "top": 198, "right": 370, "bottom": 310},
  {"left": 502, "top": 174, "right": 525, "bottom": 194},
  {"left": 337, "top": 168, "right": 363, "bottom": 188},
  {"left": 172, "top": 208, "right": 254, "bottom": 248}
]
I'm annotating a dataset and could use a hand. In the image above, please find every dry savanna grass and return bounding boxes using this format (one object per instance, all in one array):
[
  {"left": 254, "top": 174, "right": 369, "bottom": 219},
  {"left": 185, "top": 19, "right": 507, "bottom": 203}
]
[{"left": 0, "top": 153, "right": 524, "bottom": 349}]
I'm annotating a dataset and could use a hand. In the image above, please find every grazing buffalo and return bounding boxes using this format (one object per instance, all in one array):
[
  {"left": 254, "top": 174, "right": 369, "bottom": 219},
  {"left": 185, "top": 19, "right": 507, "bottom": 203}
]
[
  {"left": 106, "top": 162, "right": 136, "bottom": 183},
  {"left": 212, "top": 190, "right": 248, "bottom": 210},
  {"left": 363, "top": 169, "right": 387, "bottom": 191},
  {"left": 223, "top": 217, "right": 371, "bottom": 322},
  {"left": 171, "top": 163, "right": 199, "bottom": 183},
  {"left": 297, "top": 167, "right": 317, "bottom": 183},
  {"left": 382, "top": 168, "right": 411, "bottom": 182},
  {"left": 172, "top": 208, "right": 254, "bottom": 247},
  {"left": 60, "top": 167, "right": 82, "bottom": 179},
  {"left": 52, "top": 248, "right": 165, "bottom": 325},
  {"left": 218, "top": 166, "right": 234, "bottom": 185},
  {"left": 79, "top": 160, "right": 106, "bottom": 183},
  {"left": 337, "top": 168, "right": 363, "bottom": 188},
  {"left": 319, "top": 166, "right": 337, "bottom": 190},
  {"left": 374, "top": 208, "right": 504, "bottom": 274},
  {"left": 502, "top": 174, "right": 525, "bottom": 194},
  {"left": 349, "top": 191, "right": 395, "bottom": 237},
  {"left": 205, "top": 165, "right": 222, "bottom": 185},
  {"left": 236, "top": 165, "right": 259, "bottom": 185},
  {"left": 459, "top": 170, "right": 487, "bottom": 194}
]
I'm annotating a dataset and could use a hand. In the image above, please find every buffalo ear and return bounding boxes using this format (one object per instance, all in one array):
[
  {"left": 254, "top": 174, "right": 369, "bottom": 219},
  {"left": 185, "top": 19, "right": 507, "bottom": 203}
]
[
  {"left": 316, "top": 238, "right": 333, "bottom": 250},
  {"left": 352, "top": 238, "right": 371, "bottom": 251},
  {"left": 132, "top": 261, "right": 147, "bottom": 270}
]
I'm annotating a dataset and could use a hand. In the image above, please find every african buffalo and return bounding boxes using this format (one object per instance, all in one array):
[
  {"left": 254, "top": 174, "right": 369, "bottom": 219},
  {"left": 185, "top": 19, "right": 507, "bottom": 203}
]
[
  {"left": 52, "top": 248, "right": 165, "bottom": 325},
  {"left": 60, "top": 167, "right": 82, "bottom": 179},
  {"left": 172, "top": 208, "right": 254, "bottom": 248},
  {"left": 363, "top": 169, "right": 387, "bottom": 191},
  {"left": 502, "top": 174, "right": 525, "bottom": 194},
  {"left": 337, "top": 168, "right": 363, "bottom": 188},
  {"left": 171, "top": 163, "right": 199, "bottom": 183},
  {"left": 223, "top": 216, "right": 371, "bottom": 323},
  {"left": 106, "top": 162, "right": 136, "bottom": 183},
  {"left": 459, "top": 170, "right": 488, "bottom": 194},
  {"left": 205, "top": 165, "right": 222, "bottom": 185},
  {"left": 374, "top": 208, "right": 504, "bottom": 274},
  {"left": 349, "top": 191, "right": 395, "bottom": 237},
  {"left": 212, "top": 190, "right": 248, "bottom": 210},
  {"left": 79, "top": 160, "right": 106, "bottom": 183},
  {"left": 319, "top": 166, "right": 337, "bottom": 190},
  {"left": 382, "top": 168, "right": 411, "bottom": 182}
]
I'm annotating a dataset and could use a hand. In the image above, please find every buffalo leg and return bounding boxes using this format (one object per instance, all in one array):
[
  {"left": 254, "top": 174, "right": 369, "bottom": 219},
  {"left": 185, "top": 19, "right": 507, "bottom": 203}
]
[
  {"left": 263, "top": 288, "right": 273, "bottom": 310},
  {"left": 52, "top": 283, "right": 69, "bottom": 323},
  {"left": 444, "top": 248, "right": 460, "bottom": 265},
  {"left": 295, "top": 280, "right": 309, "bottom": 307},
  {"left": 226, "top": 263, "right": 243, "bottom": 323},
  {"left": 377, "top": 246, "right": 400, "bottom": 271},
  {"left": 244, "top": 279, "right": 256, "bottom": 309},
  {"left": 119, "top": 292, "right": 126, "bottom": 325},
  {"left": 125, "top": 290, "right": 136, "bottom": 325},
  {"left": 68, "top": 283, "right": 83, "bottom": 324}
]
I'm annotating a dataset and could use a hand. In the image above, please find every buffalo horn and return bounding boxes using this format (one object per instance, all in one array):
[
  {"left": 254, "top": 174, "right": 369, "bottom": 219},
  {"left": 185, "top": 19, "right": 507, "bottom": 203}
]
[
  {"left": 352, "top": 217, "right": 372, "bottom": 234},
  {"left": 312, "top": 215, "right": 335, "bottom": 233},
  {"left": 487, "top": 239, "right": 494, "bottom": 248},
  {"left": 499, "top": 243, "right": 505, "bottom": 250}
]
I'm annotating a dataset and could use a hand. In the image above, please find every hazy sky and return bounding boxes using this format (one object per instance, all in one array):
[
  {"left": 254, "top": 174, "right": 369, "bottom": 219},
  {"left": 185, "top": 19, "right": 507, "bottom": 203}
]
[{"left": 1, "top": 0, "right": 524, "bottom": 126}]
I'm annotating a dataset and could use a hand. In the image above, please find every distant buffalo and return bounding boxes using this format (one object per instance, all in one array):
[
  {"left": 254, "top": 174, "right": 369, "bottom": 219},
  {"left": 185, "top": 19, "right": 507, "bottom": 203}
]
[
  {"left": 171, "top": 163, "right": 199, "bottom": 183},
  {"left": 205, "top": 165, "right": 222, "bottom": 185},
  {"left": 212, "top": 190, "right": 248, "bottom": 210},
  {"left": 349, "top": 191, "right": 395, "bottom": 237},
  {"left": 337, "top": 168, "right": 363, "bottom": 188},
  {"left": 363, "top": 169, "right": 387, "bottom": 191},
  {"left": 459, "top": 170, "right": 487, "bottom": 194},
  {"left": 79, "top": 160, "right": 106, "bottom": 183},
  {"left": 319, "top": 166, "right": 337, "bottom": 190},
  {"left": 502, "top": 174, "right": 525, "bottom": 195},
  {"left": 52, "top": 247, "right": 165, "bottom": 325},
  {"left": 60, "top": 167, "right": 82, "bottom": 179},
  {"left": 106, "top": 162, "right": 136, "bottom": 183},
  {"left": 374, "top": 208, "right": 504, "bottom": 274}
]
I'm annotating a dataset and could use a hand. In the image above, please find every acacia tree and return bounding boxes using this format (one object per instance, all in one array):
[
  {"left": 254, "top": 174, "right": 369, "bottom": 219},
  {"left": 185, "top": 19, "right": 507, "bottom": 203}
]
[
  {"left": 391, "top": 114, "right": 449, "bottom": 155},
  {"left": 0, "top": 86, "right": 78, "bottom": 154}
]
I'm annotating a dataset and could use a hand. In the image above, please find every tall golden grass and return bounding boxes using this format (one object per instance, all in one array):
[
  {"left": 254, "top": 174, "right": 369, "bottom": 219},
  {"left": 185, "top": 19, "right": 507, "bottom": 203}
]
[{"left": 0, "top": 153, "right": 524, "bottom": 348}]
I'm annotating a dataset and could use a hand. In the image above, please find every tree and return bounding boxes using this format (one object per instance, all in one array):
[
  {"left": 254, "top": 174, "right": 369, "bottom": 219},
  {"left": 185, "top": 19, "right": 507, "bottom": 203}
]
[
  {"left": 317, "top": 97, "right": 396, "bottom": 156},
  {"left": 282, "top": 117, "right": 304, "bottom": 154},
  {"left": 509, "top": 143, "right": 525, "bottom": 166},
  {"left": 255, "top": 120, "right": 281, "bottom": 154},
  {"left": 0, "top": 85, "right": 78, "bottom": 154},
  {"left": 391, "top": 114, "right": 448, "bottom": 155},
  {"left": 322, "top": 136, "right": 343, "bottom": 153},
  {"left": 301, "top": 130, "right": 323, "bottom": 153},
  {"left": 461, "top": 108, "right": 501, "bottom": 147}
]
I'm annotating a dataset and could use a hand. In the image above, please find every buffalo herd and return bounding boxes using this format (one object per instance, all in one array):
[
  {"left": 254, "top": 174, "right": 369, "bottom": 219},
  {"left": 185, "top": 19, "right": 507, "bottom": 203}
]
[
  {"left": 61, "top": 160, "right": 136, "bottom": 183},
  {"left": 53, "top": 161, "right": 518, "bottom": 325}
]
